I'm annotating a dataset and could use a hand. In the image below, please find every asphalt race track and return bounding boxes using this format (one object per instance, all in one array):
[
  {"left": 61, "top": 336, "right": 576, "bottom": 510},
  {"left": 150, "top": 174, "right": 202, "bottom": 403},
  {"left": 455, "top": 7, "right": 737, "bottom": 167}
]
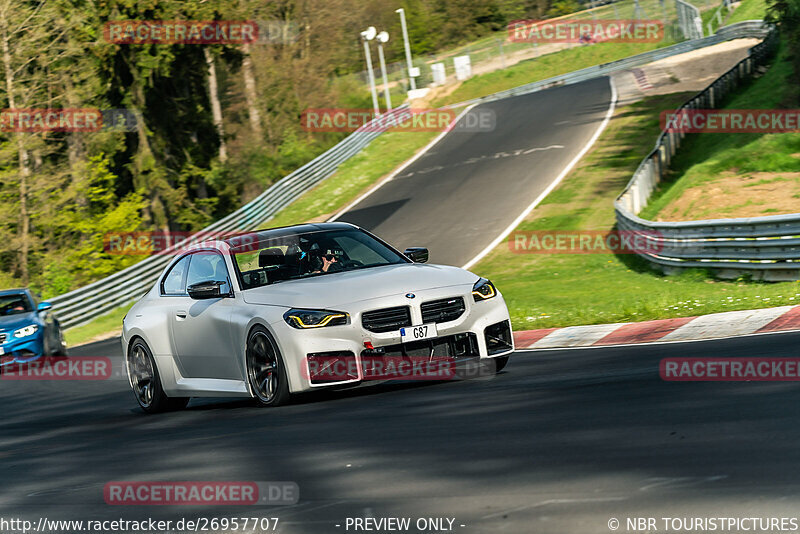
[
  {"left": 336, "top": 76, "right": 613, "bottom": 267},
  {"left": 3, "top": 333, "right": 800, "bottom": 533}
]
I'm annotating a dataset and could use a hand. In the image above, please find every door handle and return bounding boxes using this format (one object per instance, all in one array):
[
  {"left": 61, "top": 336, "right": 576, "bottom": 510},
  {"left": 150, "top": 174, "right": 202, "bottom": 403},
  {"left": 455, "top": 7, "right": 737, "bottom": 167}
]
[{"left": 176, "top": 311, "right": 187, "bottom": 320}]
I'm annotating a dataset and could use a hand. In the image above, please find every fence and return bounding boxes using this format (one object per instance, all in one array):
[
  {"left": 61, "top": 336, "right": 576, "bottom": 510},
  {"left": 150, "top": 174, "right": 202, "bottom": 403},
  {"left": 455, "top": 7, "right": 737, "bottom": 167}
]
[
  {"left": 49, "top": 106, "right": 410, "bottom": 329},
  {"left": 613, "top": 25, "right": 798, "bottom": 280},
  {"left": 676, "top": 0, "right": 704, "bottom": 40}
]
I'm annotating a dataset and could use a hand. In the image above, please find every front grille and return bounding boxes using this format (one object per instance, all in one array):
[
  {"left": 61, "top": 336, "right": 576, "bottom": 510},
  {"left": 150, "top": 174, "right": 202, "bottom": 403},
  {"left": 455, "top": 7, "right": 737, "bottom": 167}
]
[
  {"left": 362, "top": 306, "right": 412, "bottom": 333},
  {"left": 0, "top": 333, "right": 6, "bottom": 344},
  {"left": 362, "top": 332, "right": 479, "bottom": 359},
  {"left": 421, "top": 297, "right": 466, "bottom": 324}
]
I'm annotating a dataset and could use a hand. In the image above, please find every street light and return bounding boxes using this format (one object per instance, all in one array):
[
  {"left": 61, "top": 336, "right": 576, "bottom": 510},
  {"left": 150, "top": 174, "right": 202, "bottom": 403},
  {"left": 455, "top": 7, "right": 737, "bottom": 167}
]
[
  {"left": 395, "top": 8, "right": 416, "bottom": 92},
  {"left": 360, "top": 26, "right": 380, "bottom": 117},
  {"left": 376, "top": 31, "right": 392, "bottom": 112}
]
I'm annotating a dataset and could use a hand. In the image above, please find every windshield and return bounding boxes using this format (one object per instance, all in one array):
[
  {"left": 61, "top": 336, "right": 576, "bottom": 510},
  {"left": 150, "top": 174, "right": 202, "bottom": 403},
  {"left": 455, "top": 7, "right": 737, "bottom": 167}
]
[
  {"left": 232, "top": 228, "right": 408, "bottom": 289},
  {"left": 0, "top": 293, "right": 32, "bottom": 316}
]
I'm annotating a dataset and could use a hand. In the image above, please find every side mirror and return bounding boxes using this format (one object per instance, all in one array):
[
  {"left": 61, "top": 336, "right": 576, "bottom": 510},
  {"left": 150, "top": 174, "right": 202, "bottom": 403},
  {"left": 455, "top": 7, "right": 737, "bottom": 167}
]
[
  {"left": 403, "top": 247, "right": 429, "bottom": 263},
  {"left": 187, "top": 280, "right": 227, "bottom": 300},
  {"left": 37, "top": 302, "right": 52, "bottom": 313}
]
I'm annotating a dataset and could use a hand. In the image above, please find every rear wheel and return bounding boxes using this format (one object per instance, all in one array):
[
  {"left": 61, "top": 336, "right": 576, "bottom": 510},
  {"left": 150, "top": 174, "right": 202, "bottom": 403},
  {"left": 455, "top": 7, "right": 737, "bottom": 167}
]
[
  {"left": 246, "top": 327, "right": 290, "bottom": 407},
  {"left": 127, "top": 339, "right": 189, "bottom": 413}
]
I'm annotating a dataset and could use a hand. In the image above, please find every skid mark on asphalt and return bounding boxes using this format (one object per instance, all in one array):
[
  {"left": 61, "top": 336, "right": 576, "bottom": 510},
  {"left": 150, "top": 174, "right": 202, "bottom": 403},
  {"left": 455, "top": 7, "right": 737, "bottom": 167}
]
[
  {"left": 481, "top": 497, "right": 627, "bottom": 520},
  {"left": 639, "top": 475, "right": 728, "bottom": 492},
  {"left": 394, "top": 144, "right": 565, "bottom": 180}
]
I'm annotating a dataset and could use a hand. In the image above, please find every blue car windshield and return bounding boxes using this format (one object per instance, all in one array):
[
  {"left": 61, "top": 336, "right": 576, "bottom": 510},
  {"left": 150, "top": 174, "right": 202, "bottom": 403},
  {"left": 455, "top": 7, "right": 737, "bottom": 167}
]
[{"left": 0, "top": 294, "right": 32, "bottom": 316}]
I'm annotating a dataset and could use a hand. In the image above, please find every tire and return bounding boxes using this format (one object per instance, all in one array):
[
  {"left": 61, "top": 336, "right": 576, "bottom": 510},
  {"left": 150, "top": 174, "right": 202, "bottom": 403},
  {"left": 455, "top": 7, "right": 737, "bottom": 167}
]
[
  {"left": 246, "top": 326, "right": 290, "bottom": 407},
  {"left": 127, "top": 338, "right": 189, "bottom": 414},
  {"left": 51, "top": 323, "right": 67, "bottom": 356},
  {"left": 493, "top": 355, "right": 510, "bottom": 373}
]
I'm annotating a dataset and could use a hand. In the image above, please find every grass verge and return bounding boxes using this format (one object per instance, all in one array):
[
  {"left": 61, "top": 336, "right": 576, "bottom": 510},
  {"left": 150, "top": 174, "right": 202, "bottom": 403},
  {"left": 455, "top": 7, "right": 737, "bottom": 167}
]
[
  {"left": 264, "top": 129, "right": 441, "bottom": 227},
  {"left": 472, "top": 91, "right": 800, "bottom": 331},
  {"left": 727, "top": 0, "right": 769, "bottom": 24},
  {"left": 640, "top": 42, "right": 800, "bottom": 221},
  {"left": 64, "top": 302, "right": 133, "bottom": 348}
]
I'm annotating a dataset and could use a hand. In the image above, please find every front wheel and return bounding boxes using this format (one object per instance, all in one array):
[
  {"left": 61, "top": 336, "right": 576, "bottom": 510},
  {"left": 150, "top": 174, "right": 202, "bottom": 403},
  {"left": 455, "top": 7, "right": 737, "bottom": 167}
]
[
  {"left": 51, "top": 323, "right": 67, "bottom": 356},
  {"left": 246, "top": 327, "right": 290, "bottom": 407},
  {"left": 127, "top": 339, "right": 189, "bottom": 413},
  {"left": 493, "top": 355, "right": 510, "bottom": 373}
]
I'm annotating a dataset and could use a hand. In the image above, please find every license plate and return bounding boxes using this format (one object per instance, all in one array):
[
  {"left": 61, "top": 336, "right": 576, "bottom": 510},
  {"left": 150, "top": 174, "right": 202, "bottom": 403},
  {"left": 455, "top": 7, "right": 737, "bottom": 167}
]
[{"left": 400, "top": 323, "right": 438, "bottom": 343}]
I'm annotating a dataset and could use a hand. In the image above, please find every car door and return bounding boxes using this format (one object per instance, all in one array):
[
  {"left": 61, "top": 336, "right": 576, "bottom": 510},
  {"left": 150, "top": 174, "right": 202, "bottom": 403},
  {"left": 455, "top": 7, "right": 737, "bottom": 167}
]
[{"left": 169, "top": 250, "right": 238, "bottom": 380}]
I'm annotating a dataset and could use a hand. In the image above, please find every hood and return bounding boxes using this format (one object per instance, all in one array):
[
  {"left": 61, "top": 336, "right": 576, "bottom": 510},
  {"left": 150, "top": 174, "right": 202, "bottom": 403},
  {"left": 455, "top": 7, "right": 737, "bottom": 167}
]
[
  {"left": 241, "top": 263, "right": 477, "bottom": 309},
  {"left": 0, "top": 312, "right": 39, "bottom": 332}
]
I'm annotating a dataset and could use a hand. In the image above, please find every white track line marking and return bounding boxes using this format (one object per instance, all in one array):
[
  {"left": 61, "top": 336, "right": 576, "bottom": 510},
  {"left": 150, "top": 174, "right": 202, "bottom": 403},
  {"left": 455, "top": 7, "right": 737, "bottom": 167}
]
[
  {"left": 462, "top": 76, "right": 618, "bottom": 271},
  {"left": 328, "top": 104, "right": 477, "bottom": 222}
]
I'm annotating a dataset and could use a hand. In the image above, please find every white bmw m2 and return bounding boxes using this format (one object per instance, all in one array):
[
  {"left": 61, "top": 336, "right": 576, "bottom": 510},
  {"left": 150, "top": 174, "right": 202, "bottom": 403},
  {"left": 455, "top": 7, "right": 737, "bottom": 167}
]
[{"left": 122, "top": 223, "right": 513, "bottom": 413}]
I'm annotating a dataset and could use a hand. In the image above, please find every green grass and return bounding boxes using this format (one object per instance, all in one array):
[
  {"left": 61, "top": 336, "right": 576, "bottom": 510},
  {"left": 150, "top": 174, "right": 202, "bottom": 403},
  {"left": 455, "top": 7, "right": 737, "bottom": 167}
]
[
  {"left": 264, "top": 129, "right": 441, "bottom": 227},
  {"left": 472, "top": 91, "right": 800, "bottom": 331},
  {"left": 64, "top": 302, "right": 134, "bottom": 348},
  {"left": 433, "top": 40, "right": 678, "bottom": 107},
  {"left": 640, "top": 42, "right": 800, "bottom": 221},
  {"left": 727, "top": 0, "right": 768, "bottom": 24}
]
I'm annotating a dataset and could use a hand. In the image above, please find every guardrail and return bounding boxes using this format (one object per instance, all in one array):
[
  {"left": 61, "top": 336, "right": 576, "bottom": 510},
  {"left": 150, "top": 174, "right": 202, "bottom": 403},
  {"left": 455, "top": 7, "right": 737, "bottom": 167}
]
[
  {"left": 614, "top": 24, "right": 796, "bottom": 280},
  {"left": 447, "top": 20, "right": 770, "bottom": 108},
  {"left": 50, "top": 106, "right": 410, "bottom": 329}
]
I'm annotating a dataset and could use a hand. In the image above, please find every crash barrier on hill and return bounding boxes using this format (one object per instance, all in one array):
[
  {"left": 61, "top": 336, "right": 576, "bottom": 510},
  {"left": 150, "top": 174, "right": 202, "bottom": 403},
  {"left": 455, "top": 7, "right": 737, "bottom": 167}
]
[{"left": 614, "top": 24, "right": 800, "bottom": 280}]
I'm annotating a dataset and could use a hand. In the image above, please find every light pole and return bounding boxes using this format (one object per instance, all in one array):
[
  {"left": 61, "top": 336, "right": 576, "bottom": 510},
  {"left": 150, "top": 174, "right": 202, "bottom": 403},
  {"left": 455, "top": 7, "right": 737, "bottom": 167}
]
[
  {"left": 395, "top": 8, "right": 416, "bottom": 91},
  {"left": 360, "top": 26, "right": 380, "bottom": 117},
  {"left": 376, "top": 31, "right": 392, "bottom": 111}
]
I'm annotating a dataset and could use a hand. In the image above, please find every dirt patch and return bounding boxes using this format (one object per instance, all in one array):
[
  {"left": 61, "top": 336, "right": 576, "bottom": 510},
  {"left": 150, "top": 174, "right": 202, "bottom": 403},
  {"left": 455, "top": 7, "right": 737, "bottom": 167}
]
[{"left": 656, "top": 172, "right": 800, "bottom": 221}]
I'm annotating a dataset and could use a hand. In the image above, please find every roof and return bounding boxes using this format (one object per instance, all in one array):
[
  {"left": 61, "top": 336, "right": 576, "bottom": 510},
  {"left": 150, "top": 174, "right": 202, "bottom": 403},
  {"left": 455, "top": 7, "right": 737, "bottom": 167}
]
[{"left": 0, "top": 288, "right": 30, "bottom": 297}]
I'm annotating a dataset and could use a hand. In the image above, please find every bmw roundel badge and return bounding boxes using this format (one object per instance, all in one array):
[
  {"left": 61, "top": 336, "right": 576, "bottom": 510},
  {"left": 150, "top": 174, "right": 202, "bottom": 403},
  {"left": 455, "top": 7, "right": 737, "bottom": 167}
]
[{"left": 405, "top": 293, "right": 415, "bottom": 299}]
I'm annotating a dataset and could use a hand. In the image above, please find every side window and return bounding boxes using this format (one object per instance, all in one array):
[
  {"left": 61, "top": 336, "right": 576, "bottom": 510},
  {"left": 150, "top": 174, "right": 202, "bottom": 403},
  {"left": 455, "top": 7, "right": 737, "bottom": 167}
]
[
  {"left": 186, "top": 251, "right": 231, "bottom": 294},
  {"left": 162, "top": 255, "right": 191, "bottom": 295}
]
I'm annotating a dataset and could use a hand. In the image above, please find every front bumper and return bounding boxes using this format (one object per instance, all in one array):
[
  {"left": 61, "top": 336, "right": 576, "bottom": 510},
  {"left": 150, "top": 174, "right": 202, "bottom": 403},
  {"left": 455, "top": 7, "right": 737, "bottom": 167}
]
[
  {"left": 0, "top": 334, "right": 44, "bottom": 362},
  {"left": 272, "top": 288, "right": 514, "bottom": 393}
]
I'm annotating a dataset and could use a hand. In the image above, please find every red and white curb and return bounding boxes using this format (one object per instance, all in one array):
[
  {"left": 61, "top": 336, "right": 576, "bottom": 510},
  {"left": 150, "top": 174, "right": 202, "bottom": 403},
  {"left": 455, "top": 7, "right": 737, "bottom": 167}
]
[{"left": 512, "top": 305, "right": 800, "bottom": 350}]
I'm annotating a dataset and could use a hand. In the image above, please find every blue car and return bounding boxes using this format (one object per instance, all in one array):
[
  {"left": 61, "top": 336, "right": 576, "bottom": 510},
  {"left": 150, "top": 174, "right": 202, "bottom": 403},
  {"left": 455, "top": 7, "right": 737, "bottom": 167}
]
[{"left": 0, "top": 289, "right": 66, "bottom": 364}]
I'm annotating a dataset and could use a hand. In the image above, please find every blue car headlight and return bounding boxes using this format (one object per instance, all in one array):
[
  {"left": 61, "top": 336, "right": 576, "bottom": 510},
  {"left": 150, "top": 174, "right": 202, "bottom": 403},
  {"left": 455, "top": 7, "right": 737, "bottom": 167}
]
[
  {"left": 472, "top": 278, "right": 497, "bottom": 302},
  {"left": 13, "top": 324, "right": 39, "bottom": 338},
  {"left": 284, "top": 309, "right": 350, "bottom": 329}
]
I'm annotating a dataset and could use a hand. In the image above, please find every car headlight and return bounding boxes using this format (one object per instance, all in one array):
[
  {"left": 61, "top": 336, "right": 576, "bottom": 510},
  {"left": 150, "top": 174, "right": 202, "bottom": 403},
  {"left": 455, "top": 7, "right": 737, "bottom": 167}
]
[
  {"left": 472, "top": 278, "right": 497, "bottom": 302},
  {"left": 13, "top": 325, "right": 38, "bottom": 338},
  {"left": 284, "top": 309, "right": 350, "bottom": 329}
]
